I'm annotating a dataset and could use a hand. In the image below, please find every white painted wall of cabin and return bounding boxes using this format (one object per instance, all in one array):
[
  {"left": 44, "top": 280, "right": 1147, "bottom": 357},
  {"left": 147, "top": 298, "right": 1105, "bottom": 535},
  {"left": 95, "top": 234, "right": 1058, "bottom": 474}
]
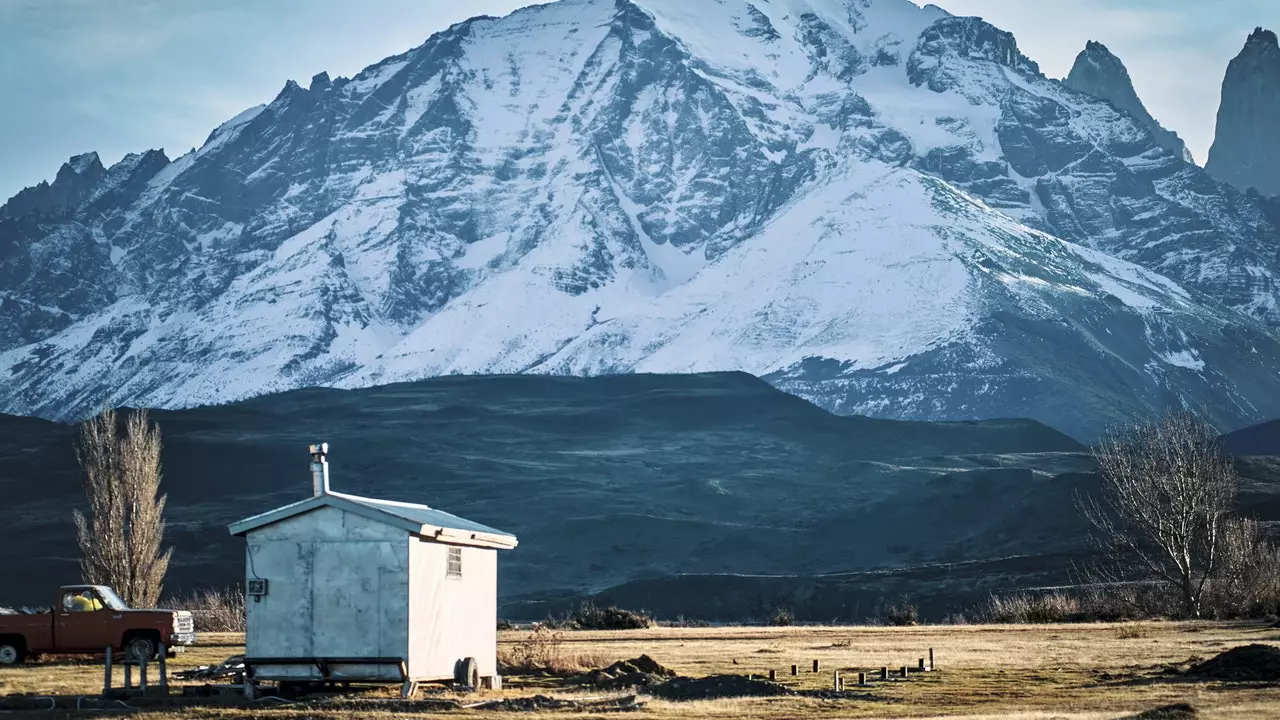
[
  {"left": 408, "top": 539, "right": 498, "bottom": 680},
  {"left": 244, "top": 507, "right": 410, "bottom": 664}
]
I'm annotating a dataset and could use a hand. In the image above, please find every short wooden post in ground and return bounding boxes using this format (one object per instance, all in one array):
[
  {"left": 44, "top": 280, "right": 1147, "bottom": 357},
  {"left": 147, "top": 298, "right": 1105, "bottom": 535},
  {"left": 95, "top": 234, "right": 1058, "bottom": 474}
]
[
  {"left": 880, "top": 666, "right": 888, "bottom": 681},
  {"left": 930, "top": 648, "right": 935, "bottom": 670},
  {"left": 832, "top": 670, "right": 840, "bottom": 691},
  {"left": 900, "top": 665, "right": 909, "bottom": 678},
  {"left": 857, "top": 671, "right": 866, "bottom": 686},
  {"left": 791, "top": 664, "right": 798, "bottom": 676},
  {"left": 769, "top": 669, "right": 776, "bottom": 681},
  {"left": 812, "top": 659, "right": 819, "bottom": 673},
  {"left": 918, "top": 658, "right": 926, "bottom": 672},
  {"left": 103, "top": 646, "right": 113, "bottom": 694}
]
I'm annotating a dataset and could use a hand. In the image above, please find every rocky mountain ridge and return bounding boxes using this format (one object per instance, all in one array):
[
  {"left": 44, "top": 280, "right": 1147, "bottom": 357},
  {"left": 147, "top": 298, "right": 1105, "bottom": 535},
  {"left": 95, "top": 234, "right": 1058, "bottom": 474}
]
[
  {"left": 1063, "top": 40, "right": 1193, "bottom": 164},
  {"left": 1207, "top": 27, "right": 1280, "bottom": 198}
]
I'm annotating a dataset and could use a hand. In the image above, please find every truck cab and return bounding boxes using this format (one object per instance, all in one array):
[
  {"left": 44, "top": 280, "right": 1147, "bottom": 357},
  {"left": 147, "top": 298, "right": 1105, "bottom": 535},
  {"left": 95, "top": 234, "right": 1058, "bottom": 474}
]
[{"left": 0, "top": 585, "right": 196, "bottom": 665}]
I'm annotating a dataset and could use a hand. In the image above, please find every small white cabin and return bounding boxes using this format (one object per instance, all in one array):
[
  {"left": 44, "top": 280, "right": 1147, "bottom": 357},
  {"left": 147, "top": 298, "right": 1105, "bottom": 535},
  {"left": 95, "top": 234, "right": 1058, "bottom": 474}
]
[{"left": 227, "top": 444, "right": 517, "bottom": 688}]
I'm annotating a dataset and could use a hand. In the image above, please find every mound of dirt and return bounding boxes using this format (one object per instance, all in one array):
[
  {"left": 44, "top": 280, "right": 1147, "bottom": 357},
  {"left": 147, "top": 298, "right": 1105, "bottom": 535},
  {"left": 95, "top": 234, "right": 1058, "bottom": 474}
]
[
  {"left": 1186, "top": 644, "right": 1280, "bottom": 682},
  {"left": 585, "top": 655, "right": 677, "bottom": 689},
  {"left": 1126, "top": 703, "right": 1198, "bottom": 720},
  {"left": 649, "top": 674, "right": 795, "bottom": 700}
]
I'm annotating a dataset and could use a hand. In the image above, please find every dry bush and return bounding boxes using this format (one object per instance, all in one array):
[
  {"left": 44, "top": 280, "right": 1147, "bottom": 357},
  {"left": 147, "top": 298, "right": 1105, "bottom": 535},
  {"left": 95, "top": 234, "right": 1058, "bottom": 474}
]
[
  {"left": 881, "top": 599, "right": 919, "bottom": 626},
  {"left": 978, "top": 592, "right": 1082, "bottom": 623},
  {"left": 975, "top": 587, "right": 1168, "bottom": 623},
  {"left": 74, "top": 408, "right": 172, "bottom": 608},
  {"left": 164, "top": 587, "right": 245, "bottom": 632},
  {"left": 1115, "top": 623, "right": 1149, "bottom": 639},
  {"left": 766, "top": 605, "right": 795, "bottom": 627},
  {"left": 1205, "top": 516, "right": 1280, "bottom": 618},
  {"left": 552, "top": 602, "right": 654, "bottom": 630},
  {"left": 662, "top": 615, "right": 711, "bottom": 628},
  {"left": 498, "top": 626, "right": 612, "bottom": 675}
]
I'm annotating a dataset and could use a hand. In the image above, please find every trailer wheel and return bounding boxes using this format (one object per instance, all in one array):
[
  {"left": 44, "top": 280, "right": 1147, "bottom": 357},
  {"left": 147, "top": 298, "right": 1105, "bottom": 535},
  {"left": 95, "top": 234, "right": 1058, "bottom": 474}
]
[
  {"left": 454, "top": 657, "right": 479, "bottom": 688},
  {"left": 0, "top": 638, "right": 26, "bottom": 666}
]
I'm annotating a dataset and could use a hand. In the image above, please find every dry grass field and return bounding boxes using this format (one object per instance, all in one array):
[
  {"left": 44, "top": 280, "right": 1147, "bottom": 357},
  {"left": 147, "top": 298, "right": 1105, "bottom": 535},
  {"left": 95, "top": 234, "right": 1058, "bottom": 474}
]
[{"left": 1, "top": 622, "right": 1277, "bottom": 718}]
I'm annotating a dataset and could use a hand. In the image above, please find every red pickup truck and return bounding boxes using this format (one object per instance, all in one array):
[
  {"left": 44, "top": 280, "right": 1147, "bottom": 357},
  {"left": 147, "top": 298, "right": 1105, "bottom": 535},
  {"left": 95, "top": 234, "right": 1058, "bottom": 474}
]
[{"left": 0, "top": 585, "right": 196, "bottom": 665}]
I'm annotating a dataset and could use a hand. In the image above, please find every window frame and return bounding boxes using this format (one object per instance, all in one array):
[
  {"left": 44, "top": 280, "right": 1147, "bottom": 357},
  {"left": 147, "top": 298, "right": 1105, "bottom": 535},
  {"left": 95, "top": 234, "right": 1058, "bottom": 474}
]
[{"left": 446, "top": 546, "right": 463, "bottom": 579}]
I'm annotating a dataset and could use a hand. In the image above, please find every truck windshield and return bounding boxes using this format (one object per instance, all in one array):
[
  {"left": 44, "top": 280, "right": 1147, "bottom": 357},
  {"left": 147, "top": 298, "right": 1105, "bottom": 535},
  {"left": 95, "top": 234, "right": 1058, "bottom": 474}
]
[{"left": 94, "top": 587, "right": 128, "bottom": 611}]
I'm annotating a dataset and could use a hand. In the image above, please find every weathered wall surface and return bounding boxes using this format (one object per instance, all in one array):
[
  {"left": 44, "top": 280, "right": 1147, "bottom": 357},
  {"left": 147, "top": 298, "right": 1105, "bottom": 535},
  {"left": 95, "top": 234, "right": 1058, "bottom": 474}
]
[
  {"left": 244, "top": 507, "right": 410, "bottom": 663},
  {"left": 409, "top": 539, "right": 498, "bottom": 680}
]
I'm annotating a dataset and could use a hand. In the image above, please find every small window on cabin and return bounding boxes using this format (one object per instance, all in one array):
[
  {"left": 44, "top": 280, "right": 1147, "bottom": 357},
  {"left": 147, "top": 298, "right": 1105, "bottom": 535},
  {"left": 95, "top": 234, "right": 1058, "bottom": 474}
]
[{"left": 446, "top": 547, "right": 463, "bottom": 578}]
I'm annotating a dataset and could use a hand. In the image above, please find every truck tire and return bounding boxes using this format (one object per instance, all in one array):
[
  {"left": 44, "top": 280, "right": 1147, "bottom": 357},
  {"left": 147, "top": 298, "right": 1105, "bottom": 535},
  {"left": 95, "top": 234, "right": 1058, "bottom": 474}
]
[
  {"left": 124, "top": 633, "right": 159, "bottom": 663},
  {"left": 454, "top": 656, "right": 479, "bottom": 688},
  {"left": 0, "top": 638, "right": 26, "bottom": 666}
]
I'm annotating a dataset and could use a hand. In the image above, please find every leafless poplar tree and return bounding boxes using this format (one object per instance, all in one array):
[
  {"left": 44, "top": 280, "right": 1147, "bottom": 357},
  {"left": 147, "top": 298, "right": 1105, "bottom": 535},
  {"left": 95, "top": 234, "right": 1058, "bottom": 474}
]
[
  {"left": 1080, "top": 410, "right": 1235, "bottom": 618},
  {"left": 73, "top": 408, "right": 173, "bottom": 608}
]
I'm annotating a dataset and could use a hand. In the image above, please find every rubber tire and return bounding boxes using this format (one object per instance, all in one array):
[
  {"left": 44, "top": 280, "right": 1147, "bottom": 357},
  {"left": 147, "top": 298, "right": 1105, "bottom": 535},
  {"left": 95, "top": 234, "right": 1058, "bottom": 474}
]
[
  {"left": 454, "top": 656, "right": 479, "bottom": 688},
  {"left": 125, "top": 634, "right": 158, "bottom": 663},
  {"left": 0, "top": 641, "right": 24, "bottom": 666}
]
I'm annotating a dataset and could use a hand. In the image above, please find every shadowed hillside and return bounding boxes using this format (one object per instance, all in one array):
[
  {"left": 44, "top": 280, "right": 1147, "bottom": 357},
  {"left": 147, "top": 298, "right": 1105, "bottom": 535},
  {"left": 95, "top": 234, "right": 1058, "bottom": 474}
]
[{"left": 5, "top": 372, "right": 1275, "bottom": 619}]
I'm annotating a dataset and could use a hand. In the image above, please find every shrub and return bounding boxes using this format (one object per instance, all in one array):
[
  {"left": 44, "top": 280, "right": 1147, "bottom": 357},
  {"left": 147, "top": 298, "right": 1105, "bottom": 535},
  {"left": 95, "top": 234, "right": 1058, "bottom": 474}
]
[
  {"left": 766, "top": 605, "right": 795, "bottom": 627},
  {"left": 164, "top": 586, "right": 245, "bottom": 632},
  {"left": 498, "top": 625, "right": 612, "bottom": 675},
  {"left": 558, "top": 602, "right": 654, "bottom": 630},
  {"left": 882, "top": 599, "right": 918, "bottom": 627}
]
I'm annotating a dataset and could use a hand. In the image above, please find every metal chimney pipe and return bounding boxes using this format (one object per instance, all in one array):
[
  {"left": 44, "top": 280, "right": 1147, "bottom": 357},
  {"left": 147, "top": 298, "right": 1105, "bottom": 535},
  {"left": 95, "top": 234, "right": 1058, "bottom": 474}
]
[{"left": 309, "top": 442, "right": 330, "bottom": 497}]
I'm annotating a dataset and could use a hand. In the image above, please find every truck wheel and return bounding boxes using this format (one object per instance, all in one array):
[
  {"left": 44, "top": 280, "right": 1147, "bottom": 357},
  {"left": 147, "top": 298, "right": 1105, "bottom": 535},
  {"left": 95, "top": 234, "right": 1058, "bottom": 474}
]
[
  {"left": 0, "top": 639, "right": 25, "bottom": 666},
  {"left": 454, "top": 657, "right": 479, "bottom": 688},
  {"left": 124, "top": 634, "right": 158, "bottom": 663}
]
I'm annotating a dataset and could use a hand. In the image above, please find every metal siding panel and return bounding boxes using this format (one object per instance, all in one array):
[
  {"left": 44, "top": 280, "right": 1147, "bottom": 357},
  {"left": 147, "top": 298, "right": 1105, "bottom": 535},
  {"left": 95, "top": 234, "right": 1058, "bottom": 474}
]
[
  {"left": 406, "top": 541, "right": 499, "bottom": 680},
  {"left": 245, "top": 508, "right": 408, "bottom": 663}
]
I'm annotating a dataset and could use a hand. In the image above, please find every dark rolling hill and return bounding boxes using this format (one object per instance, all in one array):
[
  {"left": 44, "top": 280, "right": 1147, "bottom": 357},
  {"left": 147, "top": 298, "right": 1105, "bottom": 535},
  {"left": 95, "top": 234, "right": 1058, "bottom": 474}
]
[{"left": 2, "top": 371, "right": 1274, "bottom": 619}]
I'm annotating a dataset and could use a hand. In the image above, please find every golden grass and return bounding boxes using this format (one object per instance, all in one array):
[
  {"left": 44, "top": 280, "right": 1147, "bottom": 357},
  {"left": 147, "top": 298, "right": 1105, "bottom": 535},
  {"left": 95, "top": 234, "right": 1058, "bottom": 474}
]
[{"left": 2, "top": 623, "right": 1278, "bottom": 718}]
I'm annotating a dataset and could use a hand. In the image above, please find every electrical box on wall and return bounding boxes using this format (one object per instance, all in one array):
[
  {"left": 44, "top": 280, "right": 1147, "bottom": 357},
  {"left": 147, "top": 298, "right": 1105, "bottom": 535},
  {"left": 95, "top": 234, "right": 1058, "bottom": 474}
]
[{"left": 247, "top": 579, "right": 269, "bottom": 597}]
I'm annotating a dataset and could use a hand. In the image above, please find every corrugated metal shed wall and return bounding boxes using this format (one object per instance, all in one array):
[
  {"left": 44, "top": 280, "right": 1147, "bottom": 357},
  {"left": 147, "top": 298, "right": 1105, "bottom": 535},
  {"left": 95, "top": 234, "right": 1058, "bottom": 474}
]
[{"left": 245, "top": 507, "right": 410, "bottom": 662}]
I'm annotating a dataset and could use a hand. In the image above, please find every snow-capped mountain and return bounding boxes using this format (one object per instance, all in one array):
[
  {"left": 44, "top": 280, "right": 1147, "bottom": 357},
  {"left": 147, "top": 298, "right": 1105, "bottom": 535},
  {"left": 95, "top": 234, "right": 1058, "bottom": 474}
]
[
  {"left": 3, "top": 0, "right": 1280, "bottom": 438},
  {"left": 1207, "top": 28, "right": 1280, "bottom": 198},
  {"left": 1064, "top": 41, "right": 1193, "bottom": 164}
]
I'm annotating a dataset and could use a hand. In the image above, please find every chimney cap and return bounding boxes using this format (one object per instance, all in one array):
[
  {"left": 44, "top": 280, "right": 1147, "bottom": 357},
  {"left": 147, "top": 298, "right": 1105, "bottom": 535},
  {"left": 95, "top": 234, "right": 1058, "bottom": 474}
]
[{"left": 309, "top": 442, "right": 329, "bottom": 457}]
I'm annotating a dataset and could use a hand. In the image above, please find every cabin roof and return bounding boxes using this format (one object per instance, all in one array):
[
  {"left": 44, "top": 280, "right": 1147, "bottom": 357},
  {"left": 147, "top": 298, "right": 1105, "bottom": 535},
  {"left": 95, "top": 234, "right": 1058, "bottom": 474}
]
[{"left": 228, "top": 491, "right": 517, "bottom": 549}]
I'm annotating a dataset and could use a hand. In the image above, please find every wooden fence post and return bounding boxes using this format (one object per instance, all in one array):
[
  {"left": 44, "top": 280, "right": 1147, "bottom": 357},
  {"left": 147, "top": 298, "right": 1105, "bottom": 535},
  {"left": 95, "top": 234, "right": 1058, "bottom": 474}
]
[
  {"left": 918, "top": 658, "right": 926, "bottom": 672},
  {"left": 880, "top": 666, "right": 888, "bottom": 680},
  {"left": 812, "top": 659, "right": 819, "bottom": 673},
  {"left": 769, "top": 669, "right": 776, "bottom": 681},
  {"left": 833, "top": 670, "right": 841, "bottom": 691},
  {"left": 791, "top": 664, "right": 798, "bottom": 676},
  {"left": 857, "top": 671, "right": 866, "bottom": 686},
  {"left": 900, "top": 665, "right": 909, "bottom": 678},
  {"left": 930, "top": 648, "right": 935, "bottom": 670}
]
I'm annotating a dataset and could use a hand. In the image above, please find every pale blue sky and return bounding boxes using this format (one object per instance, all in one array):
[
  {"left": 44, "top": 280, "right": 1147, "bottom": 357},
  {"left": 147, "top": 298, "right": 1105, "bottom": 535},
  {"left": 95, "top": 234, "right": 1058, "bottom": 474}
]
[{"left": 1, "top": 0, "right": 1274, "bottom": 200}]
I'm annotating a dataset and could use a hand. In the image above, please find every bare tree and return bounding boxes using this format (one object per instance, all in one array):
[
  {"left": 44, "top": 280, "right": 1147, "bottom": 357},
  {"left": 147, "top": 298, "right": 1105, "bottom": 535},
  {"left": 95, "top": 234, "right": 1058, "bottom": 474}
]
[
  {"left": 1080, "top": 410, "right": 1235, "bottom": 618},
  {"left": 73, "top": 408, "right": 172, "bottom": 608}
]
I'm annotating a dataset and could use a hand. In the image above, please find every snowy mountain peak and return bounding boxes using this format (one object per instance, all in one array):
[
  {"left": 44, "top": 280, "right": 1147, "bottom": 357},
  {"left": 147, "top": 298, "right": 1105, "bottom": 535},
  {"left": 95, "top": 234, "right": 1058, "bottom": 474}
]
[
  {"left": 1064, "top": 40, "right": 1193, "bottom": 163},
  {"left": 2, "top": 0, "right": 1280, "bottom": 437}
]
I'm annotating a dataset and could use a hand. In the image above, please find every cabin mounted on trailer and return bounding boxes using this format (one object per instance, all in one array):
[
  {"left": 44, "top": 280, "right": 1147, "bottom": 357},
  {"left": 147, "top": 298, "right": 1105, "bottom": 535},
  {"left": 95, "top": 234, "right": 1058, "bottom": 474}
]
[{"left": 227, "top": 443, "right": 518, "bottom": 690}]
